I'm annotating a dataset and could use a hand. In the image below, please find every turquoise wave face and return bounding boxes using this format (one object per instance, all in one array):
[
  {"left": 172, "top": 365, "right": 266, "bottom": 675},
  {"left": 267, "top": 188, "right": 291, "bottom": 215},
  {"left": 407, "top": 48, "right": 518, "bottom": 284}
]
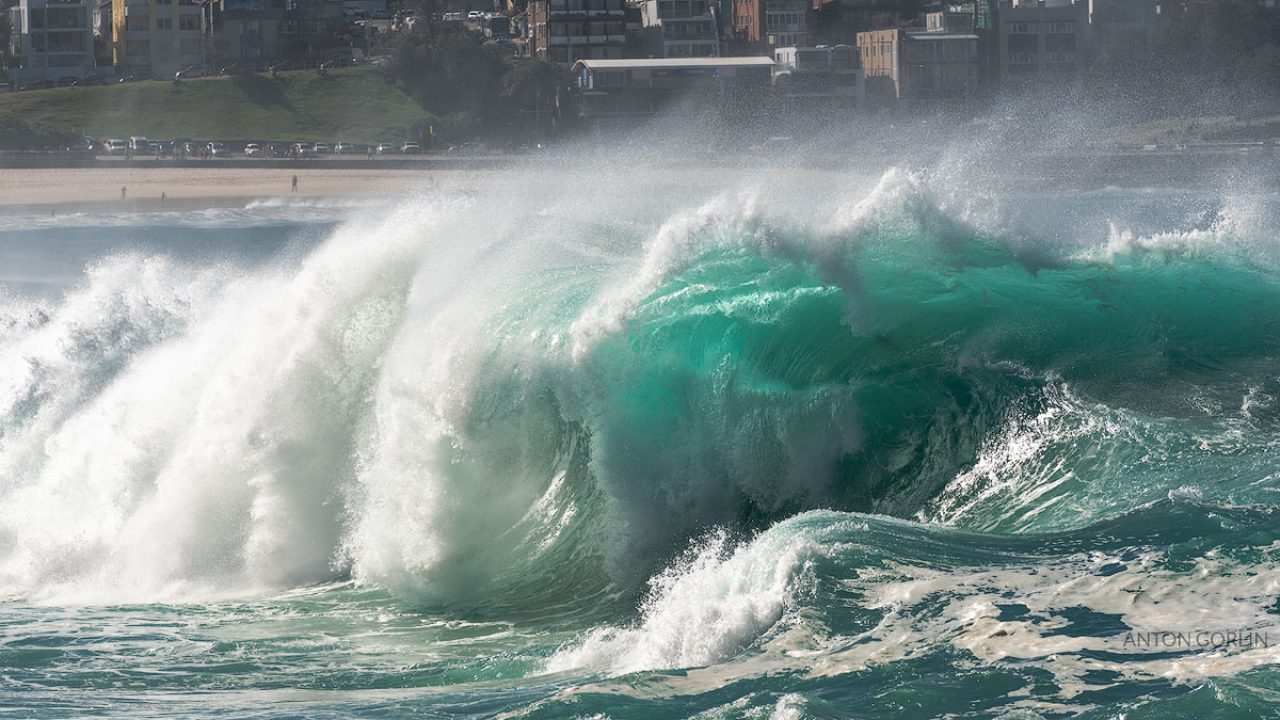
[
  {"left": 1, "top": 175, "right": 1278, "bottom": 718},
  {"left": 561, "top": 192, "right": 1280, "bottom": 566}
]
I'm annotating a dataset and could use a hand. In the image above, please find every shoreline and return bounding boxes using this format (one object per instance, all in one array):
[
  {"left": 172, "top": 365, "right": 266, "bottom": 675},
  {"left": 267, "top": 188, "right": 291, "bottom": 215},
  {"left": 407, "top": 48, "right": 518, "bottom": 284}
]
[
  {"left": 1, "top": 151, "right": 1277, "bottom": 216},
  {"left": 0, "top": 167, "right": 441, "bottom": 214}
]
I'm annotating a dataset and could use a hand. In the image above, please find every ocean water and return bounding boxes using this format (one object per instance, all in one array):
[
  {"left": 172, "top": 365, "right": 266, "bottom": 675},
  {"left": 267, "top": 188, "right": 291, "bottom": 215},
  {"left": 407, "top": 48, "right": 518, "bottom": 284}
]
[{"left": 1, "top": 167, "right": 1279, "bottom": 719}]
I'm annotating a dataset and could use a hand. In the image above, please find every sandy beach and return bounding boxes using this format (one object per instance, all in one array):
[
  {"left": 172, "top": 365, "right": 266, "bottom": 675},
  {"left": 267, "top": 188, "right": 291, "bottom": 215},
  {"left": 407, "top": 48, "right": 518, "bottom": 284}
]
[{"left": 0, "top": 167, "right": 434, "bottom": 212}]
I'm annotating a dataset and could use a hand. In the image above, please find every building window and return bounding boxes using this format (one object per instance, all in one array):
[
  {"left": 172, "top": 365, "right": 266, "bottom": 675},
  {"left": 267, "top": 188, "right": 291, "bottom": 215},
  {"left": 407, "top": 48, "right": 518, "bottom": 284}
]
[
  {"left": 1007, "top": 33, "right": 1036, "bottom": 54},
  {"left": 46, "top": 8, "right": 83, "bottom": 29},
  {"left": 1044, "top": 33, "right": 1074, "bottom": 52},
  {"left": 179, "top": 15, "right": 198, "bottom": 30},
  {"left": 157, "top": 17, "right": 172, "bottom": 29},
  {"left": 47, "top": 33, "right": 84, "bottom": 53}
]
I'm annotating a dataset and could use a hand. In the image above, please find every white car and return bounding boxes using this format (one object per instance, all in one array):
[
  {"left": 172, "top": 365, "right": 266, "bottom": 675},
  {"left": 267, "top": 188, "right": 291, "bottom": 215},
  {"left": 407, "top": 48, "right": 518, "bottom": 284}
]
[
  {"left": 401, "top": 142, "right": 420, "bottom": 154},
  {"left": 334, "top": 142, "right": 354, "bottom": 154},
  {"left": 313, "top": 143, "right": 331, "bottom": 154},
  {"left": 103, "top": 139, "right": 127, "bottom": 155},
  {"left": 244, "top": 143, "right": 263, "bottom": 157}
]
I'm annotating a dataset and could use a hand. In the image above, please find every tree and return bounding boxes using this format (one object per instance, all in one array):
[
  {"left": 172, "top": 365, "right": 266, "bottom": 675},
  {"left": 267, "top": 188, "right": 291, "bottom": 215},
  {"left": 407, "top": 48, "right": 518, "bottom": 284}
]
[
  {"left": 0, "top": 9, "right": 13, "bottom": 71},
  {"left": 384, "top": 19, "right": 570, "bottom": 141}
]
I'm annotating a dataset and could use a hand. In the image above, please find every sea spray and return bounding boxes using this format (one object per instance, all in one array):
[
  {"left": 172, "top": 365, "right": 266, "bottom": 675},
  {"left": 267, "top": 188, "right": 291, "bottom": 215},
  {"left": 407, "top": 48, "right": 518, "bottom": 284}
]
[{"left": 0, "top": 170, "right": 1279, "bottom": 717}]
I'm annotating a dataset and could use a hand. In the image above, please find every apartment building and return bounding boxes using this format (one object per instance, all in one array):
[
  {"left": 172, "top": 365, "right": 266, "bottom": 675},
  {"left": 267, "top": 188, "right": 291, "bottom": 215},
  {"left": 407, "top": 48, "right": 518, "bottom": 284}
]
[
  {"left": 856, "top": 23, "right": 978, "bottom": 108},
  {"left": 111, "top": 0, "right": 204, "bottom": 78},
  {"left": 996, "top": 0, "right": 1088, "bottom": 88},
  {"left": 808, "top": 0, "right": 874, "bottom": 47},
  {"left": 7, "top": 0, "right": 97, "bottom": 84},
  {"left": 639, "top": 0, "right": 720, "bottom": 58},
  {"left": 1089, "top": 0, "right": 1157, "bottom": 62},
  {"left": 528, "top": 0, "right": 626, "bottom": 65},
  {"left": 772, "top": 43, "right": 864, "bottom": 109},
  {"left": 203, "top": 0, "right": 285, "bottom": 66},
  {"left": 732, "top": 0, "right": 808, "bottom": 50}
]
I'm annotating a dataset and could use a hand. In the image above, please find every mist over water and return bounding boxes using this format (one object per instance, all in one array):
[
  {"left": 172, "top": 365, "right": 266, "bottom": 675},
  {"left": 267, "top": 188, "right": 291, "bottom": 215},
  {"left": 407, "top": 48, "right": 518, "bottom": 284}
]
[{"left": 1, "top": 144, "right": 1280, "bottom": 717}]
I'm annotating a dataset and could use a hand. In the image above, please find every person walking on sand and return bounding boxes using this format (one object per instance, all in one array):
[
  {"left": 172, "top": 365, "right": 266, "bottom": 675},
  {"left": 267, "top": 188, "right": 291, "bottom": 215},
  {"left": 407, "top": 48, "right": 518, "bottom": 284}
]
[
  {"left": 291, "top": 175, "right": 298, "bottom": 192},
  {"left": 161, "top": 192, "right": 166, "bottom": 205},
  {"left": 121, "top": 186, "right": 127, "bottom": 200}
]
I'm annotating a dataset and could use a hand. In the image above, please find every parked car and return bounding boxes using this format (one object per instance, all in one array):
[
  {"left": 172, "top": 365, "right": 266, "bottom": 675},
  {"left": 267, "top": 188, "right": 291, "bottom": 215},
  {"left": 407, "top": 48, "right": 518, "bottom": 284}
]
[
  {"left": 268, "top": 143, "right": 291, "bottom": 158},
  {"left": 448, "top": 142, "right": 488, "bottom": 155},
  {"left": 103, "top": 139, "right": 128, "bottom": 155},
  {"left": 374, "top": 143, "right": 396, "bottom": 155},
  {"left": 244, "top": 143, "right": 263, "bottom": 157},
  {"left": 401, "top": 142, "right": 420, "bottom": 154},
  {"left": 148, "top": 141, "right": 163, "bottom": 156},
  {"left": 292, "top": 143, "right": 315, "bottom": 158},
  {"left": 206, "top": 141, "right": 227, "bottom": 156},
  {"left": 129, "top": 136, "right": 151, "bottom": 155},
  {"left": 333, "top": 142, "right": 354, "bottom": 155},
  {"left": 313, "top": 143, "right": 331, "bottom": 154}
]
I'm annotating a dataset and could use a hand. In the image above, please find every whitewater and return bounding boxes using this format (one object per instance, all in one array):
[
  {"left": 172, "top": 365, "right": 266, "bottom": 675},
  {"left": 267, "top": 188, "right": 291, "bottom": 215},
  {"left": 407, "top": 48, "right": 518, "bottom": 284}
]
[{"left": 1, "top": 161, "right": 1279, "bottom": 719}]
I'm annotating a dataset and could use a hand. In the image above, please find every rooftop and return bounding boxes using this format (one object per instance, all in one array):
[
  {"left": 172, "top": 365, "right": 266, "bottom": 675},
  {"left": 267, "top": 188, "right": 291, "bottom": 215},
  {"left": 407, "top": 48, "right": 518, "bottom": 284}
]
[
  {"left": 574, "top": 57, "right": 776, "bottom": 71},
  {"left": 903, "top": 31, "right": 980, "bottom": 39}
]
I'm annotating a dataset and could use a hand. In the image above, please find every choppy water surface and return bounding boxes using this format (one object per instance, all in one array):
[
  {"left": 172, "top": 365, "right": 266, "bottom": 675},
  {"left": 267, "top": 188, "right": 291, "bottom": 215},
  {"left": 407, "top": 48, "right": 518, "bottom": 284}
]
[{"left": 1, "top": 171, "right": 1279, "bottom": 719}]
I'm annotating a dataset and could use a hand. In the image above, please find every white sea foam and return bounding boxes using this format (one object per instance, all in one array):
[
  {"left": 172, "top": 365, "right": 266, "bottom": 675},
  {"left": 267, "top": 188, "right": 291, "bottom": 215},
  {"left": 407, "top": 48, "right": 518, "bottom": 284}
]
[
  {"left": 546, "top": 526, "right": 827, "bottom": 676},
  {"left": 1, "top": 164, "right": 1279, "bottom": 614}
]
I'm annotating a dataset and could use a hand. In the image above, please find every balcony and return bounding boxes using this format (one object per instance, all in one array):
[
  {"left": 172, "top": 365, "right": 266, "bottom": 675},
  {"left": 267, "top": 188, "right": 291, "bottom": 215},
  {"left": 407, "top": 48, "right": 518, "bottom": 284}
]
[{"left": 548, "top": 33, "right": 624, "bottom": 45}]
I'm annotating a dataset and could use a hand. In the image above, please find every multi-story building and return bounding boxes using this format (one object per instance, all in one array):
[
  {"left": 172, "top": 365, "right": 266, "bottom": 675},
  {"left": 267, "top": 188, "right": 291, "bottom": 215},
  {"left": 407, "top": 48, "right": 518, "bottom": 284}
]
[
  {"left": 528, "top": 0, "right": 626, "bottom": 65},
  {"left": 856, "top": 23, "right": 978, "bottom": 109},
  {"left": 808, "top": 0, "right": 874, "bottom": 47},
  {"left": 996, "top": 0, "right": 1088, "bottom": 89},
  {"left": 278, "top": 0, "right": 346, "bottom": 59},
  {"left": 639, "top": 0, "right": 719, "bottom": 58},
  {"left": 572, "top": 55, "right": 773, "bottom": 123},
  {"left": 1088, "top": 0, "right": 1156, "bottom": 62},
  {"left": 772, "top": 43, "right": 863, "bottom": 110},
  {"left": 730, "top": 0, "right": 762, "bottom": 45},
  {"left": 111, "top": 0, "right": 204, "bottom": 78},
  {"left": 763, "top": 0, "right": 806, "bottom": 47},
  {"left": 731, "top": 0, "right": 807, "bottom": 50},
  {"left": 203, "top": 0, "right": 285, "bottom": 67},
  {"left": 7, "top": 0, "right": 97, "bottom": 84}
]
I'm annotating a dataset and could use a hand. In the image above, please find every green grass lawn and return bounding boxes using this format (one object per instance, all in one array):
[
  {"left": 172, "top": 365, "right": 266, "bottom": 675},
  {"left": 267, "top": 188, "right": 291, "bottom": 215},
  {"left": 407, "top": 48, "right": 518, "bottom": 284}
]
[{"left": 0, "top": 66, "right": 432, "bottom": 145}]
